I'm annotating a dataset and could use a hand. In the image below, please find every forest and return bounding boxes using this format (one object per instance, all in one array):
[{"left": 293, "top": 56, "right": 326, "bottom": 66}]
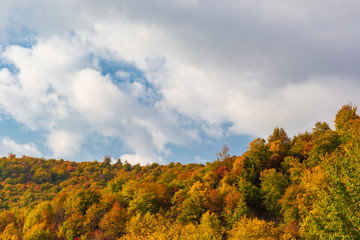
[{"left": 0, "top": 104, "right": 359, "bottom": 240}]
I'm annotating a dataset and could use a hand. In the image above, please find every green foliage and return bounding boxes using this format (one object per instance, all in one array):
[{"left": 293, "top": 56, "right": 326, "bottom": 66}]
[
  {"left": 60, "top": 212, "right": 85, "bottom": 240},
  {"left": 33, "top": 169, "right": 52, "bottom": 184},
  {"left": 178, "top": 192, "right": 204, "bottom": 224},
  {"left": 260, "top": 168, "right": 288, "bottom": 216},
  {"left": 222, "top": 188, "right": 250, "bottom": 227},
  {"left": 67, "top": 188, "right": 100, "bottom": 215},
  {"left": 300, "top": 112, "right": 360, "bottom": 239},
  {"left": 128, "top": 188, "right": 159, "bottom": 215},
  {"left": 268, "top": 127, "right": 290, "bottom": 145},
  {"left": 107, "top": 174, "right": 127, "bottom": 193},
  {"left": 23, "top": 201, "right": 54, "bottom": 234},
  {"left": 237, "top": 177, "right": 261, "bottom": 210}
]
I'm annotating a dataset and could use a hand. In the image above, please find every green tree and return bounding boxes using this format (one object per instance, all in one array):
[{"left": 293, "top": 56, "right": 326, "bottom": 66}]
[
  {"left": 260, "top": 168, "right": 288, "bottom": 216},
  {"left": 128, "top": 188, "right": 159, "bottom": 215},
  {"left": 107, "top": 174, "right": 128, "bottom": 193},
  {"left": 235, "top": 138, "right": 270, "bottom": 183},
  {"left": 178, "top": 192, "right": 204, "bottom": 224},
  {"left": 67, "top": 188, "right": 100, "bottom": 215},
  {"left": 32, "top": 169, "right": 52, "bottom": 184},
  {"left": 300, "top": 116, "right": 360, "bottom": 239},
  {"left": 268, "top": 127, "right": 290, "bottom": 145}
]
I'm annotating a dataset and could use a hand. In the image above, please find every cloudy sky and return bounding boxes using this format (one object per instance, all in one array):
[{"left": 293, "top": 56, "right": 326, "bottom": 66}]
[{"left": 0, "top": 0, "right": 359, "bottom": 165}]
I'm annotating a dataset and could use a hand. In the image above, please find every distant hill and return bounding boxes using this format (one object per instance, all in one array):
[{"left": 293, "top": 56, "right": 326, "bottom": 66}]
[{"left": 0, "top": 104, "right": 359, "bottom": 239}]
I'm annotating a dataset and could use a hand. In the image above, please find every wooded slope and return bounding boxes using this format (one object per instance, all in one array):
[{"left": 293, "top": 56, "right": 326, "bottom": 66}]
[{"left": 0, "top": 104, "right": 359, "bottom": 239}]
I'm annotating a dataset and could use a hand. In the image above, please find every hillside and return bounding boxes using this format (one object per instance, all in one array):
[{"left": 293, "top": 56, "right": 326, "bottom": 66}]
[{"left": 0, "top": 104, "right": 359, "bottom": 239}]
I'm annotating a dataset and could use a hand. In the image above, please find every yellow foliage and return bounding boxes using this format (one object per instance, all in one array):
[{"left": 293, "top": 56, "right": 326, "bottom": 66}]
[
  {"left": 232, "top": 156, "right": 246, "bottom": 175},
  {"left": 269, "top": 140, "right": 284, "bottom": 157},
  {"left": 300, "top": 166, "right": 326, "bottom": 199},
  {"left": 120, "top": 213, "right": 184, "bottom": 240},
  {"left": 0, "top": 211, "right": 17, "bottom": 233},
  {"left": 189, "top": 181, "right": 210, "bottom": 195},
  {"left": 229, "top": 217, "right": 280, "bottom": 240},
  {"left": 99, "top": 202, "right": 127, "bottom": 238},
  {"left": 0, "top": 223, "right": 20, "bottom": 240}
]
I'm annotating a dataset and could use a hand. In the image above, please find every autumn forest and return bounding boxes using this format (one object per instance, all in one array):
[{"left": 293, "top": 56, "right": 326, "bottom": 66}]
[{"left": 0, "top": 104, "right": 359, "bottom": 239}]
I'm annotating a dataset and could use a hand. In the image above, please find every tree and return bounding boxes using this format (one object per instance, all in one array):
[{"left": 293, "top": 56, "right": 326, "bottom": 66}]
[
  {"left": 267, "top": 127, "right": 290, "bottom": 170},
  {"left": 23, "top": 201, "right": 54, "bottom": 234},
  {"left": 99, "top": 202, "right": 127, "bottom": 239},
  {"left": 260, "top": 168, "right": 288, "bottom": 216},
  {"left": 229, "top": 217, "right": 280, "bottom": 240},
  {"left": 334, "top": 104, "right": 359, "bottom": 132},
  {"left": 107, "top": 174, "right": 128, "bottom": 193},
  {"left": 313, "top": 121, "right": 330, "bottom": 134},
  {"left": 0, "top": 222, "right": 20, "bottom": 240},
  {"left": 178, "top": 192, "right": 204, "bottom": 224},
  {"left": 222, "top": 187, "right": 250, "bottom": 227},
  {"left": 268, "top": 127, "right": 290, "bottom": 145},
  {"left": 121, "top": 212, "right": 158, "bottom": 239},
  {"left": 237, "top": 177, "right": 262, "bottom": 211},
  {"left": 128, "top": 188, "right": 159, "bottom": 215},
  {"left": 217, "top": 144, "right": 230, "bottom": 161},
  {"left": 0, "top": 211, "right": 17, "bottom": 233},
  {"left": 300, "top": 114, "right": 360, "bottom": 239},
  {"left": 193, "top": 211, "right": 224, "bottom": 240},
  {"left": 306, "top": 127, "right": 339, "bottom": 167},
  {"left": 102, "top": 156, "right": 112, "bottom": 167},
  {"left": 23, "top": 224, "right": 54, "bottom": 240},
  {"left": 33, "top": 169, "right": 52, "bottom": 184},
  {"left": 59, "top": 212, "right": 85, "bottom": 240},
  {"left": 67, "top": 188, "right": 100, "bottom": 215}
]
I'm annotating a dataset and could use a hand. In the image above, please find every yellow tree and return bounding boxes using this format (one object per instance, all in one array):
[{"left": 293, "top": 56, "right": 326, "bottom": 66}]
[
  {"left": 99, "top": 202, "right": 127, "bottom": 238},
  {"left": 228, "top": 217, "right": 279, "bottom": 240}
]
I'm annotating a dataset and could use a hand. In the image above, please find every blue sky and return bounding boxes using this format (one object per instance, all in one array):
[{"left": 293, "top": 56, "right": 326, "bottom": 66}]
[{"left": 0, "top": 0, "right": 360, "bottom": 165}]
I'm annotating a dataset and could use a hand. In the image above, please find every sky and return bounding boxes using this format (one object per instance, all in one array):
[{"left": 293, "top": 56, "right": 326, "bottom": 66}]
[{"left": 0, "top": 0, "right": 359, "bottom": 165}]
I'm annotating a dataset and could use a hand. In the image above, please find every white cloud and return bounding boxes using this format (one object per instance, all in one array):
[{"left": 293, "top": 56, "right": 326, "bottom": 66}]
[
  {"left": 120, "top": 153, "right": 165, "bottom": 166},
  {"left": 1, "top": 1, "right": 360, "bottom": 164},
  {"left": 70, "top": 68, "right": 131, "bottom": 124},
  {"left": 0, "top": 137, "right": 41, "bottom": 157},
  {"left": 47, "top": 130, "right": 83, "bottom": 158},
  {"left": 0, "top": 33, "right": 185, "bottom": 164}
]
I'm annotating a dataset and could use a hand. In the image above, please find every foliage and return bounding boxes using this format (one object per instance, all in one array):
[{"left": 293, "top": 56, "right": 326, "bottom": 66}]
[
  {"left": 228, "top": 217, "right": 279, "bottom": 240},
  {"left": 0, "top": 104, "right": 358, "bottom": 239},
  {"left": 260, "top": 168, "right": 288, "bottom": 216}
]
